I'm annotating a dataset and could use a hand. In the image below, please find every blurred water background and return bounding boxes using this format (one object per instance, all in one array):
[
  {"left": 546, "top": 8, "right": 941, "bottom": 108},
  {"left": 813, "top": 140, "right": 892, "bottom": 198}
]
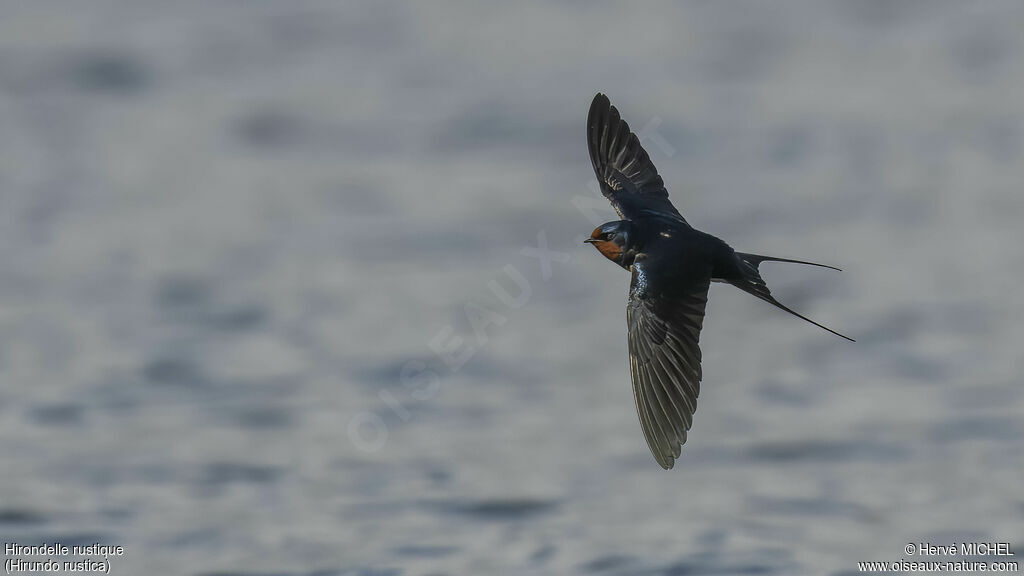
[{"left": 1, "top": 2, "right": 1022, "bottom": 575}]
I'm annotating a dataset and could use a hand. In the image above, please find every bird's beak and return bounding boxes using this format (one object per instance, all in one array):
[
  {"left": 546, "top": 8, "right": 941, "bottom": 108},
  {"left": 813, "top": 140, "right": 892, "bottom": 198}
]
[{"left": 583, "top": 238, "right": 596, "bottom": 244}]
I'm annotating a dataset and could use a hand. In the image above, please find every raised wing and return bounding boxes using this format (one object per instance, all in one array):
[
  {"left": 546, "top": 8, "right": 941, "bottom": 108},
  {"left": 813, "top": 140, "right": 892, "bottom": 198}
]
[
  {"left": 627, "top": 266, "right": 709, "bottom": 469},
  {"left": 588, "top": 93, "right": 685, "bottom": 223}
]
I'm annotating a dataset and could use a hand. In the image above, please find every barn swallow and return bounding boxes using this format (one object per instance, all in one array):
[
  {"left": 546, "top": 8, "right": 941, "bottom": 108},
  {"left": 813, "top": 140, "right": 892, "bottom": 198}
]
[{"left": 585, "top": 93, "right": 853, "bottom": 469}]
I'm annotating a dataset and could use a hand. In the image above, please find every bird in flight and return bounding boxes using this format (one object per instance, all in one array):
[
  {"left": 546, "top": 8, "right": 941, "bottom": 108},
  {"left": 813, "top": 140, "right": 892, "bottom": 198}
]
[{"left": 584, "top": 93, "right": 853, "bottom": 469}]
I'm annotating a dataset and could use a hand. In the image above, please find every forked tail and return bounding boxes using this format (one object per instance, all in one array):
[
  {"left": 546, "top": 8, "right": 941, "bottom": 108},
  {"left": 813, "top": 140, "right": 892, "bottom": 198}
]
[{"left": 730, "top": 251, "right": 854, "bottom": 342}]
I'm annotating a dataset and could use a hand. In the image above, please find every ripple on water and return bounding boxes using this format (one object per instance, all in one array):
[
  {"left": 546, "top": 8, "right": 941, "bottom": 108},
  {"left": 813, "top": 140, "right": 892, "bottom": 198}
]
[
  {"left": 143, "top": 357, "right": 207, "bottom": 388},
  {"left": 0, "top": 509, "right": 48, "bottom": 525},
  {"left": 204, "top": 305, "right": 268, "bottom": 332},
  {"left": 68, "top": 51, "right": 150, "bottom": 94},
  {"left": 13, "top": 533, "right": 110, "bottom": 549},
  {"left": 157, "top": 276, "right": 212, "bottom": 310},
  {"left": 198, "top": 462, "right": 284, "bottom": 486},
  {"left": 233, "top": 109, "right": 306, "bottom": 149},
  {"left": 530, "top": 543, "right": 557, "bottom": 564},
  {"left": 425, "top": 497, "right": 560, "bottom": 521},
  {"left": 390, "top": 545, "right": 458, "bottom": 559},
  {"left": 661, "top": 560, "right": 777, "bottom": 575},
  {"left": 747, "top": 495, "right": 877, "bottom": 521},
  {"left": 194, "top": 571, "right": 344, "bottom": 576},
  {"left": 156, "top": 276, "right": 268, "bottom": 333},
  {"left": 230, "top": 405, "right": 294, "bottom": 429},
  {"left": 744, "top": 439, "right": 906, "bottom": 464},
  {"left": 29, "top": 403, "right": 85, "bottom": 426},
  {"left": 581, "top": 554, "right": 641, "bottom": 573},
  {"left": 929, "top": 416, "right": 1022, "bottom": 443}
]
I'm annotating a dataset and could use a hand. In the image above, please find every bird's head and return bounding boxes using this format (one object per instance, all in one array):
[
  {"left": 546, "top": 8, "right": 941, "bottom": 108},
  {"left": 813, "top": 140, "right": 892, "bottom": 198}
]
[{"left": 585, "top": 220, "right": 635, "bottom": 268}]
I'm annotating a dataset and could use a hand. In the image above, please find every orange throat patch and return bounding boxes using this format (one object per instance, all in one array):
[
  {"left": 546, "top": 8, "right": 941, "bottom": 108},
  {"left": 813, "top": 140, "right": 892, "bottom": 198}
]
[{"left": 593, "top": 240, "right": 623, "bottom": 262}]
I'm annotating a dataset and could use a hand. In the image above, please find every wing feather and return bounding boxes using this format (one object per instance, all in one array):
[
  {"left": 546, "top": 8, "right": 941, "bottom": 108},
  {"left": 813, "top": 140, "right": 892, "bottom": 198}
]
[
  {"left": 587, "top": 93, "right": 686, "bottom": 223},
  {"left": 626, "top": 272, "right": 709, "bottom": 469}
]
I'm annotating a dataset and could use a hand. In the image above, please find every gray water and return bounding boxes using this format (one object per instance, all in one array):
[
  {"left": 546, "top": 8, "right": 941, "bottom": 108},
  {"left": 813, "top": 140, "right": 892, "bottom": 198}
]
[{"left": 1, "top": 2, "right": 1022, "bottom": 575}]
